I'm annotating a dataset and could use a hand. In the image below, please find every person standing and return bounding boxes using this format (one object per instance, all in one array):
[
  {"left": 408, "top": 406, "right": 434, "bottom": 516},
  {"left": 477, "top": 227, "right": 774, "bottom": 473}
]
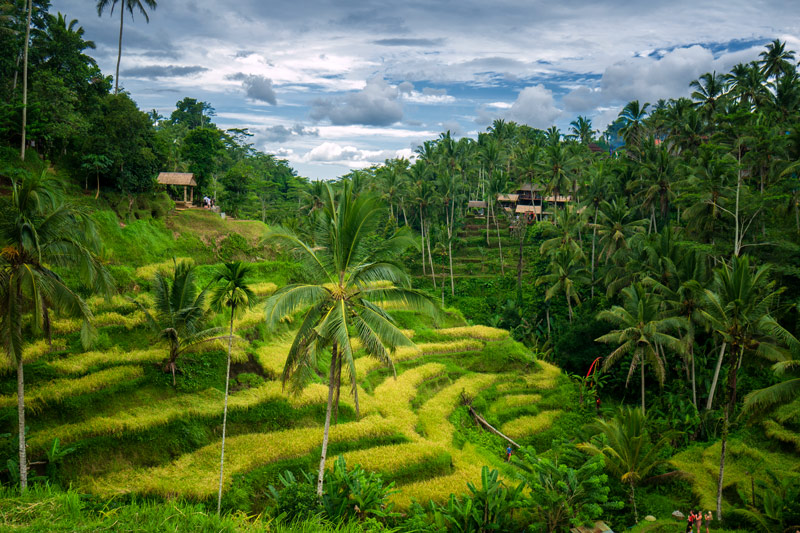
[
  {"left": 505, "top": 446, "right": 513, "bottom": 462},
  {"left": 685, "top": 511, "right": 695, "bottom": 533}
]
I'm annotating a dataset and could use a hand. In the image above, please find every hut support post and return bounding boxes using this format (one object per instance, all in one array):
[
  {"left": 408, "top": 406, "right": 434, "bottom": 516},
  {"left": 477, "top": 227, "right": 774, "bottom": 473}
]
[{"left": 183, "top": 186, "right": 187, "bottom": 203}]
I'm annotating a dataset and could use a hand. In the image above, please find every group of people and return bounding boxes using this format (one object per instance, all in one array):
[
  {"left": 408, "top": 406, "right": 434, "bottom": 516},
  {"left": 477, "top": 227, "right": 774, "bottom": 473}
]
[
  {"left": 202, "top": 196, "right": 215, "bottom": 209},
  {"left": 686, "top": 511, "right": 712, "bottom": 533}
]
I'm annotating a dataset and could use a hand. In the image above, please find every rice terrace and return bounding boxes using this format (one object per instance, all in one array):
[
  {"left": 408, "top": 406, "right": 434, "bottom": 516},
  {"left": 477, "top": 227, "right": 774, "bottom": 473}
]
[{"left": 2, "top": 0, "right": 800, "bottom": 531}]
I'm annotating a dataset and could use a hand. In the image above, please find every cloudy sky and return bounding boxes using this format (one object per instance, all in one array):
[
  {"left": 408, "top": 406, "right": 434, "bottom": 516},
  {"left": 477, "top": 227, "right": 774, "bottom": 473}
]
[{"left": 51, "top": 0, "right": 799, "bottom": 180}]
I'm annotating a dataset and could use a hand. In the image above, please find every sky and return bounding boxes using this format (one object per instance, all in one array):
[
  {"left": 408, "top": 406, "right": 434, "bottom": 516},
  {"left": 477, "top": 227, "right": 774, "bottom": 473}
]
[{"left": 51, "top": 0, "right": 800, "bottom": 180}]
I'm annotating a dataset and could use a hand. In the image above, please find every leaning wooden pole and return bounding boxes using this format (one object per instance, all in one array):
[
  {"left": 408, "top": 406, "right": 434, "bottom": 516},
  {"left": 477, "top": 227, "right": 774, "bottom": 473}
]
[{"left": 467, "top": 406, "right": 520, "bottom": 448}]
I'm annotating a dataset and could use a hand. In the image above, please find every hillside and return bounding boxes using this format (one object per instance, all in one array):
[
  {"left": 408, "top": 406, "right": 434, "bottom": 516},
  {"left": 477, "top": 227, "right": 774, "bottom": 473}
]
[{"left": 0, "top": 246, "right": 575, "bottom": 514}]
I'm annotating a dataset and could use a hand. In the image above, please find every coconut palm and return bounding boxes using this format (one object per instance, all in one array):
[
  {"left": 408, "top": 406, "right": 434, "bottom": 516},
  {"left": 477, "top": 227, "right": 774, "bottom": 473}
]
[
  {"left": 699, "top": 255, "right": 794, "bottom": 519},
  {"left": 96, "top": 0, "right": 157, "bottom": 95},
  {"left": 690, "top": 71, "right": 726, "bottom": 120},
  {"left": 595, "top": 283, "right": 685, "bottom": 414},
  {"left": 210, "top": 261, "right": 254, "bottom": 515},
  {"left": 538, "top": 142, "right": 574, "bottom": 221},
  {"left": 758, "top": 39, "right": 796, "bottom": 80},
  {"left": 592, "top": 199, "right": 647, "bottom": 263},
  {"left": 569, "top": 116, "right": 595, "bottom": 144},
  {"left": 536, "top": 249, "right": 589, "bottom": 323},
  {"left": 0, "top": 170, "right": 112, "bottom": 489},
  {"left": 618, "top": 100, "right": 650, "bottom": 146},
  {"left": 19, "top": 0, "right": 31, "bottom": 159},
  {"left": 134, "top": 260, "right": 225, "bottom": 385},
  {"left": 264, "top": 181, "right": 435, "bottom": 497},
  {"left": 578, "top": 406, "right": 670, "bottom": 522}
]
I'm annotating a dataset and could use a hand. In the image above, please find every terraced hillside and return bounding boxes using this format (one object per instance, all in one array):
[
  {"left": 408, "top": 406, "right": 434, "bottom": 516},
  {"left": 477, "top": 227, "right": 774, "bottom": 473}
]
[{"left": 0, "top": 259, "right": 576, "bottom": 513}]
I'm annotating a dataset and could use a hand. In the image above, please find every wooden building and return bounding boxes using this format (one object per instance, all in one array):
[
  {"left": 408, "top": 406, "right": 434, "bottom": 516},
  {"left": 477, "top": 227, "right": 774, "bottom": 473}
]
[{"left": 157, "top": 172, "right": 197, "bottom": 205}]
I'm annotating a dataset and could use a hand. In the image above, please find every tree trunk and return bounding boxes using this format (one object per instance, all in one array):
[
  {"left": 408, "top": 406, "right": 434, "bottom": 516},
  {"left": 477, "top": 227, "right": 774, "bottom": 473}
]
[
  {"left": 716, "top": 346, "right": 741, "bottom": 521},
  {"left": 317, "top": 345, "right": 338, "bottom": 498},
  {"left": 631, "top": 483, "right": 639, "bottom": 523},
  {"left": 420, "top": 210, "right": 426, "bottom": 276},
  {"left": 333, "top": 351, "right": 342, "bottom": 424},
  {"left": 706, "top": 341, "right": 726, "bottom": 411},
  {"left": 516, "top": 228, "right": 524, "bottom": 290},
  {"left": 217, "top": 313, "right": 235, "bottom": 514},
  {"left": 20, "top": 0, "right": 32, "bottom": 161},
  {"left": 641, "top": 361, "right": 646, "bottom": 416},
  {"left": 690, "top": 335, "right": 697, "bottom": 409},
  {"left": 426, "top": 220, "right": 436, "bottom": 289},
  {"left": 17, "top": 357, "right": 27, "bottom": 489},
  {"left": 591, "top": 206, "right": 600, "bottom": 298},
  {"left": 716, "top": 427, "right": 727, "bottom": 521},
  {"left": 115, "top": 6, "right": 123, "bottom": 95},
  {"left": 494, "top": 204, "right": 505, "bottom": 275},
  {"left": 95, "top": 171, "right": 101, "bottom": 200},
  {"left": 448, "top": 237, "right": 455, "bottom": 297},
  {"left": 567, "top": 297, "right": 573, "bottom": 323}
]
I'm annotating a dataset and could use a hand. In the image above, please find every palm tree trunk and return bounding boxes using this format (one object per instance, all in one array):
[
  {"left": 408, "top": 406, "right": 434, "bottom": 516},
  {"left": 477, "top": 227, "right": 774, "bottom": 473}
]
[
  {"left": 630, "top": 483, "right": 639, "bottom": 523},
  {"left": 690, "top": 337, "right": 697, "bottom": 408},
  {"left": 115, "top": 5, "right": 123, "bottom": 95},
  {"left": 17, "top": 357, "right": 27, "bottom": 489},
  {"left": 567, "top": 297, "right": 573, "bottom": 323},
  {"left": 426, "top": 220, "right": 436, "bottom": 289},
  {"left": 516, "top": 229, "right": 524, "bottom": 291},
  {"left": 591, "top": 206, "right": 600, "bottom": 298},
  {"left": 333, "top": 352, "right": 341, "bottom": 424},
  {"left": 716, "top": 427, "right": 727, "bottom": 521},
  {"left": 706, "top": 341, "right": 726, "bottom": 410},
  {"left": 494, "top": 204, "right": 505, "bottom": 276},
  {"left": 217, "top": 313, "right": 235, "bottom": 515},
  {"left": 20, "top": 0, "right": 32, "bottom": 161},
  {"left": 641, "top": 361, "right": 646, "bottom": 416},
  {"left": 448, "top": 236, "right": 455, "bottom": 297},
  {"left": 420, "top": 210, "right": 426, "bottom": 276},
  {"left": 317, "top": 344, "right": 338, "bottom": 498},
  {"left": 716, "top": 346, "right": 742, "bottom": 521}
]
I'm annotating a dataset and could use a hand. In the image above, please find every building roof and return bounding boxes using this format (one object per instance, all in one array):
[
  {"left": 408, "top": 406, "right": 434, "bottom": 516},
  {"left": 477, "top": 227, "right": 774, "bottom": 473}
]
[
  {"left": 515, "top": 205, "right": 542, "bottom": 214},
  {"left": 517, "top": 183, "right": 544, "bottom": 192},
  {"left": 544, "top": 195, "right": 573, "bottom": 203},
  {"left": 157, "top": 172, "right": 197, "bottom": 186},
  {"left": 497, "top": 193, "right": 519, "bottom": 202},
  {"left": 467, "top": 200, "right": 487, "bottom": 208},
  {"left": 588, "top": 142, "right": 604, "bottom": 153}
]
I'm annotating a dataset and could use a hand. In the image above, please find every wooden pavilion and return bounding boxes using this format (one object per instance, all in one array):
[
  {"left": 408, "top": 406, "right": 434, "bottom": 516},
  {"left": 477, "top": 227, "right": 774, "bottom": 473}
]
[{"left": 157, "top": 172, "right": 196, "bottom": 205}]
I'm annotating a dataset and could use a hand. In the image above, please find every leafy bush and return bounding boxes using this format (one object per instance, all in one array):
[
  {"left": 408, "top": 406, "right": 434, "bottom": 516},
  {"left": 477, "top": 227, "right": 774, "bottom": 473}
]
[{"left": 321, "top": 456, "right": 398, "bottom": 523}]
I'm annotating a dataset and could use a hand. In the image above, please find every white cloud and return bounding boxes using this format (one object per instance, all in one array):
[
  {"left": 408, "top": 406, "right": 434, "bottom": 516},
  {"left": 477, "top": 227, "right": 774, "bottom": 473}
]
[
  {"left": 505, "top": 84, "right": 561, "bottom": 128},
  {"left": 297, "top": 141, "right": 416, "bottom": 168},
  {"left": 310, "top": 77, "right": 403, "bottom": 126}
]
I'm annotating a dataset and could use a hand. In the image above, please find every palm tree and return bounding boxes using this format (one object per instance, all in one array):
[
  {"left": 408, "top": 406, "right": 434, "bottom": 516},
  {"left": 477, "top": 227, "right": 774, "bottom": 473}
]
[
  {"left": 633, "top": 140, "right": 681, "bottom": 227},
  {"left": 0, "top": 170, "right": 112, "bottom": 489},
  {"left": 700, "top": 256, "right": 794, "bottom": 520},
  {"left": 134, "top": 260, "right": 225, "bottom": 385},
  {"left": 96, "top": 0, "right": 157, "bottom": 95},
  {"left": 569, "top": 116, "right": 595, "bottom": 144},
  {"left": 592, "top": 199, "right": 647, "bottom": 263},
  {"left": 536, "top": 249, "right": 589, "bottom": 323},
  {"left": 210, "top": 261, "right": 254, "bottom": 515},
  {"left": 618, "top": 100, "right": 650, "bottom": 146},
  {"left": 538, "top": 143, "right": 574, "bottom": 222},
  {"left": 758, "top": 39, "right": 796, "bottom": 80},
  {"left": 264, "top": 181, "right": 434, "bottom": 497},
  {"left": 595, "top": 283, "right": 685, "bottom": 414},
  {"left": 690, "top": 71, "right": 726, "bottom": 120},
  {"left": 578, "top": 407, "right": 671, "bottom": 522},
  {"left": 19, "top": 0, "right": 31, "bottom": 160}
]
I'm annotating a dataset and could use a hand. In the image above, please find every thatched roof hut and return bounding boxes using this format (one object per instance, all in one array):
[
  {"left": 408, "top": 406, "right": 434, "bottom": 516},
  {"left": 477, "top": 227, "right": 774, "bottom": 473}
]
[
  {"left": 157, "top": 172, "right": 196, "bottom": 203},
  {"left": 467, "top": 200, "right": 487, "bottom": 209}
]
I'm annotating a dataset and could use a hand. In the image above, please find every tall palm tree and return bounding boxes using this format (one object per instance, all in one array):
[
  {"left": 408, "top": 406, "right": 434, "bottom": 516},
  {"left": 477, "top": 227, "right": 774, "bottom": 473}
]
[
  {"left": 536, "top": 249, "right": 589, "bottom": 323},
  {"left": 19, "top": 0, "right": 31, "bottom": 160},
  {"left": 592, "top": 199, "right": 647, "bottom": 263},
  {"left": 595, "top": 283, "right": 685, "bottom": 414},
  {"left": 264, "top": 181, "right": 434, "bottom": 497},
  {"left": 690, "top": 71, "right": 726, "bottom": 121},
  {"left": 210, "top": 261, "right": 254, "bottom": 515},
  {"left": 700, "top": 255, "right": 793, "bottom": 520},
  {"left": 618, "top": 100, "right": 650, "bottom": 146},
  {"left": 538, "top": 143, "right": 574, "bottom": 222},
  {"left": 96, "top": 0, "right": 157, "bottom": 95},
  {"left": 0, "top": 170, "right": 112, "bottom": 489},
  {"left": 758, "top": 39, "right": 796, "bottom": 80},
  {"left": 134, "top": 260, "right": 225, "bottom": 385},
  {"left": 578, "top": 407, "right": 671, "bottom": 522},
  {"left": 569, "top": 116, "right": 595, "bottom": 144}
]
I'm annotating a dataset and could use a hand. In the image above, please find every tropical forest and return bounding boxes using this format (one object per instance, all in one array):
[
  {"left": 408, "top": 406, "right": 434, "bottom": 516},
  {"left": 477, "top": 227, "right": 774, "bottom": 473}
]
[{"left": 1, "top": 1, "right": 799, "bottom": 532}]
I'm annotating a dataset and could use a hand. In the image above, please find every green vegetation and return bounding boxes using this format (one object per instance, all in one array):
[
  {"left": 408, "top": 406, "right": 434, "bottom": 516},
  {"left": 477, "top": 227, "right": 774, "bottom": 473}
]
[{"left": 1, "top": 3, "right": 799, "bottom": 529}]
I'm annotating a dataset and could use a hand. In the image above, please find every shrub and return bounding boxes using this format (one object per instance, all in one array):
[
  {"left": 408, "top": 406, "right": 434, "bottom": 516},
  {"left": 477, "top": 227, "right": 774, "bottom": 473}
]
[{"left": 321, "top": 456, "right": 398, "bottom": 523}]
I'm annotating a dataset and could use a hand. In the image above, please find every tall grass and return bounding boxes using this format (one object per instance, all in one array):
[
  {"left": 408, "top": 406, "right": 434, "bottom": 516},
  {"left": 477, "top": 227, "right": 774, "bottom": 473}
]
[
  {"left": 0, "top": 366, "right": 144, "bottom": 409},
  {"left": 489, "top": 393, "right": 542, "bottom": 414},
  {"left": 499, "top": 410, "right": 561, "bottom": 439},
  {"left": 48, "top": 347, "right": 165, "bottom": 374},
  {"left": 416, "top": 374, "right": 497, "bottom": 443},
  {"left": 88, "top": 415, "right": 398, "bottom": 498},
  {"left": 0, "top": 339, "right": 66, "bottom": 373},
  {"left": 436, "top": 325, "right": 509, "bottom": 341}
]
